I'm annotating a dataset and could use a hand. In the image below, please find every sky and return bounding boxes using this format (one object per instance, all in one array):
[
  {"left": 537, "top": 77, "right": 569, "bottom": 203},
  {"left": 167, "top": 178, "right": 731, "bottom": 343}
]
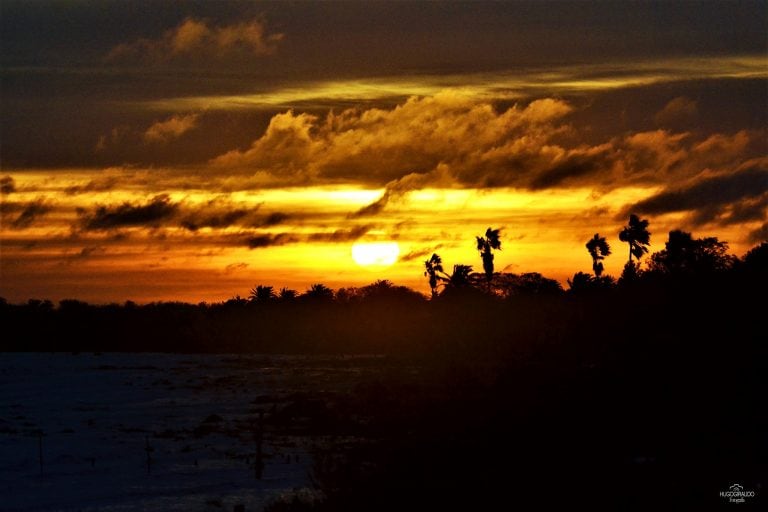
[{"left": 1, "top": 0, "right": 766, "bottom": 303}]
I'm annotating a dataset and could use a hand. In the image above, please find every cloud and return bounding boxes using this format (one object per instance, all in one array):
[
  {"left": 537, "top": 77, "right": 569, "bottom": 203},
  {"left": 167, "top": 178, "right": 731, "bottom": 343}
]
[
  {"left": 243, "top": 224, "right": 372, "bottom": 249},
  {"left": 654, "top": 96, "right": 697, "bottom": 126},
  {"left": 626, "top": 161, "right": 768, "bottom": 225},
  {"left": 74, "top": 246, "right": 106, "bottom": 259},
  {"left": 353, "top": 165, "right": 455, "bottom": 216},
  {"left": 179, "top": 198, "right": 254, "bottom": 231},
  {"left": 180, "top": 201, "right": 293, "bottom": 231},
  {"left": 78, "top": 194, "right": 179, "bottom": 230},
  {"left": 181, "top": 208, "right": 249, "bottom": 231},
  {"left": 95, "top": 126, "right": 135, "bottom": 153},
  {"left": 65, "top": 176, "right": 119, "bottom": 195},
  {"left": 107, "top": 17, "right": 283, "bottom": 62},
  {"left": 1, "top": 176, "right": 16, "bottom": 194},
  {"left": 209, "top": 92, "right": 764, "bottom": 203},
  {"left": 245, "top": 233, "right": 299, "bottom": 248},
  {"left": 144, "top": 114, "right": 200, "bottom": 143},
  {"left": 1, "top": 199, "right": 53, "bottom": 229},
  {"left": 306, "top": 225, "right": 372, "bottom": 243},
  {"left": 212, "top": 93, "right": 578, "bottom": 187},
  {"left": 71, "top": 192, "right": 298, "bottom": 233},
  {"left": 400, "top": 245, "right": 445, "bottom": 262},
  {"left": 748, "top": 222, "right": 768, "bottom": 243},
  {"left": 224, "top": 262, "right": 249, "bottom": 273},
  {"left": 258, "top": 212, "right": 290, "bottom": 227}
]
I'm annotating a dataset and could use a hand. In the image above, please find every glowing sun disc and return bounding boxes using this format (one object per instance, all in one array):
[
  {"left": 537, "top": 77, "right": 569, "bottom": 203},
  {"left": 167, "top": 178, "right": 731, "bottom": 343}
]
[{"left": 351, "top": 242, "right": 400, "bottom": 267}]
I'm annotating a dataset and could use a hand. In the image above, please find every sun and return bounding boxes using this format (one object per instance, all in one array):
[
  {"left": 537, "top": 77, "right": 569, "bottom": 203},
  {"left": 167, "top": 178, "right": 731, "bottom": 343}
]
[{"left": 351, "top": 242, "right": 400, "bottom": 268}]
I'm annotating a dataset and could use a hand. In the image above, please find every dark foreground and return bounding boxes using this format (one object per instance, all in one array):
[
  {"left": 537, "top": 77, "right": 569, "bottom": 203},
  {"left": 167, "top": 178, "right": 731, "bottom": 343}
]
[{"left": 2, "top": 268, "right": 767, "bottom": 510}]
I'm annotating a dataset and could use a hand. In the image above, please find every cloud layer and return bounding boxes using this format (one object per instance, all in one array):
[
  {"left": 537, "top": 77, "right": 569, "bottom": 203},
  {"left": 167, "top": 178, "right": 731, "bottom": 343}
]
[{"left": 209, "top": 92, "right": 766, "bottom": 220}]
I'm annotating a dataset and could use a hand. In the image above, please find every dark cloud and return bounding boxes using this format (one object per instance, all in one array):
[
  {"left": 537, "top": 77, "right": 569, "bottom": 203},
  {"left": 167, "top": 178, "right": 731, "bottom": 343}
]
[
  {"left": 7, "top": 199, "right": 52, "bottom": 229},
  {"left": 654, "top": 96, "right": 698, "bottom": 126},
  {"left": 65, "top": 176, "right": 119, "bottom": 195},
  {"left": 748, "top": 222, "right": 768, "bottom": 243},
  {"left": 528, "top": 152, "right": 607, "bottom": 190},
  {"left": 224, "top": 262, "right": 249, "bottom": 273},
  {"left": 626, "top": 164, "right": 768, "bottom": 221},
  {"left": 400, "top": 245, "right": 444, "bottom": 262},
  {"left": 2, "top": 1, "right": 765, "bottom": 170},
  {"left": 69, "top": 246, "right": 107, "bottom": 261},
  {"left": 244, "top": 224, "right": 371, "bottom": 249},
  {"left": 181, "top": 207, "right": 250, "bottom": 232},
  {"left": 724, "top": 193, "right": 768, "bottom": 225},
  {"left": 306, "top": 225, "right": 372, "bottom": 243},
  {"left": 246, "top": 233, "right": 299, "bottom": 248},
  {"left": 79, "top": 194, "right": 178, "bottom": 230},
  {"left": 1, "top": 176, "right": 15, "bottom": 194},
  {"left": 259, "top": 212, "right": 290, "bottom": 227}
]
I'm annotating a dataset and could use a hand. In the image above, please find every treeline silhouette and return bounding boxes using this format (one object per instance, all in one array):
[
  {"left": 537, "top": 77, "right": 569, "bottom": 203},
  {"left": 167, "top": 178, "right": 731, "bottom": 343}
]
[{"left": 1, "top": 218, "right": 765, "bottom": 355}]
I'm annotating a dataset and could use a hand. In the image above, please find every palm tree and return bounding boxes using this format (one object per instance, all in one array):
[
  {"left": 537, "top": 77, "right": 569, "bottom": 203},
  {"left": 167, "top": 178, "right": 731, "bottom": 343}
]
[
  {"left": 585, "top": 233, "right": 611, "bottom": 277},
  {"left": 423, "top": 253, "right": 444, "bottom": 298},
  {"left": 476, "top": 227, "right": 502, "bottom": 286},
  {"left": 446, "top": 264, "right": 473, "bottom": 289},
  {"left": 278, "top": 287, "right": 297, "bottom": 301},
  {"left": 304, "top": 283, "right": 334, "bottom": 301},
  {"left": 249, "top": 285, "right": 275, "bottom": 303},
  {"left": 618, "top": 214, "right": 651, "bottom": 265}
]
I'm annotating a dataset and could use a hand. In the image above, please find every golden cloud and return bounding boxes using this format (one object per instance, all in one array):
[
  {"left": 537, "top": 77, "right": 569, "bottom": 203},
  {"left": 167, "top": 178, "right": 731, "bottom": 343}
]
[{"left": 144, "top": 114, "right": 200, "bottom": 143}]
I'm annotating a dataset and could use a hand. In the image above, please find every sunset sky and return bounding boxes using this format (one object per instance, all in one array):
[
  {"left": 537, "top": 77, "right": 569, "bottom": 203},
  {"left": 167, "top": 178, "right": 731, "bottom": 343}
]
[{"left": 1, "top": 0, "right": 766, "bottom": 303}]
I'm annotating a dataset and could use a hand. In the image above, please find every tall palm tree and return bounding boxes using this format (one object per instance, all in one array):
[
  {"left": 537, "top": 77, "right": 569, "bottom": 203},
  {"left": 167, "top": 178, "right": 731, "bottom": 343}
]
[
  {"left": 585, "top": 233, "right": 611, "bottom": 277},
  {"left": 423, "top": 253, "right": 444, "bottom": 298},
  {"left": 618, "top": 214, "right": 651, "bottom": 265},
  {"left": 476, "top": 227, "right": 502, "bottom": 286}
]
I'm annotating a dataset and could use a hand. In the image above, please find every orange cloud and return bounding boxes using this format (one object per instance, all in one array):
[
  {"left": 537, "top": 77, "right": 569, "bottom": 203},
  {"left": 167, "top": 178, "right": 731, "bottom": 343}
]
[
  {"left": 212, "top": 92, "right": 576, "bottom": 185},
  {"left": 654, "top": 96, "right": 698, "bottom": 126},
  {"left": 144, "top": 114, "right": 200, "bottom": 143},
  {"left": 107, "top": 17, "right": 283, "bottom": 62}
]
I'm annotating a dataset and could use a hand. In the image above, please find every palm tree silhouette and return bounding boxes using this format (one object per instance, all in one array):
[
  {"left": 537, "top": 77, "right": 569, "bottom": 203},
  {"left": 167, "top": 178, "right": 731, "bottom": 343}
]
[
  {"left": 476, "top": 227, "right": 502, "bottom": 288},
  {"left": 278, "top": 287, "right": 297, "bottom": 301},
  {"left": 424, "top": 253, "right": 444, "bottom": 298},
  {"left": 304, "top": 283, "right": 334, "bottom": 301},
  {"left": 618, "top": 214, "right": 650, "bottom": 265},
  {"left": 585, "top": 233, "right": 611, "bottom": 277},
  {"left": 249, "top": 285, "right": 276, "bottom": 303},
  {"left": 446, "top": 264, "right": 473, "bottom": 289}
]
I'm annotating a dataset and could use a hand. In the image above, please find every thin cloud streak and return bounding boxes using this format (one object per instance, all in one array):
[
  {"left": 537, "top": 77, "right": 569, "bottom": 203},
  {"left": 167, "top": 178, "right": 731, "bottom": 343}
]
[{"left": 141, "top": 55, "right": 768, "bottom": 111}]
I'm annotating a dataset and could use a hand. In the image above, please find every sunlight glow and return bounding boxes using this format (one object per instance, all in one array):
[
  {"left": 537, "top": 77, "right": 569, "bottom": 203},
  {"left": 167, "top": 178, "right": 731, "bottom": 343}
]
[{"left": 351, "top": 242, "right": 400, "bottom": 268}]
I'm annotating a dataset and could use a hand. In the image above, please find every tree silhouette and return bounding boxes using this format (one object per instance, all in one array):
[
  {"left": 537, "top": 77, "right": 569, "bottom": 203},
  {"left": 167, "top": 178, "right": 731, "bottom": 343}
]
[
  {"left": 278, "top": 287, "right": 297, "bottom": 301},
  {"left": 445, "top": 264, "right": 473, "bottom": 289},
  {"left": 742, "top": 241, "right": 768, "bottom": 272},
  {"left": 423, "top": 253, "right": 444, "bottom": 298},
  {"left": 648, "top": 230, "right": 734, "bottom": 275},
  {"left": 476, "top": 227, "right": 502, "bottom": 287},
  {"left": 585, "top": 233, "right": 611, "bottom": 277},
  {"left": 249, "top": 285, "right": 275, "bottom": 303},
  {"left": 618, "top": 214, "right": 650, "bottom": 265},
  {"left": 568, "top": 271, "right": 615, "bottom": 293},
  {"left": 304, "top": 283, "right": 334, "bottom": 301}
]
